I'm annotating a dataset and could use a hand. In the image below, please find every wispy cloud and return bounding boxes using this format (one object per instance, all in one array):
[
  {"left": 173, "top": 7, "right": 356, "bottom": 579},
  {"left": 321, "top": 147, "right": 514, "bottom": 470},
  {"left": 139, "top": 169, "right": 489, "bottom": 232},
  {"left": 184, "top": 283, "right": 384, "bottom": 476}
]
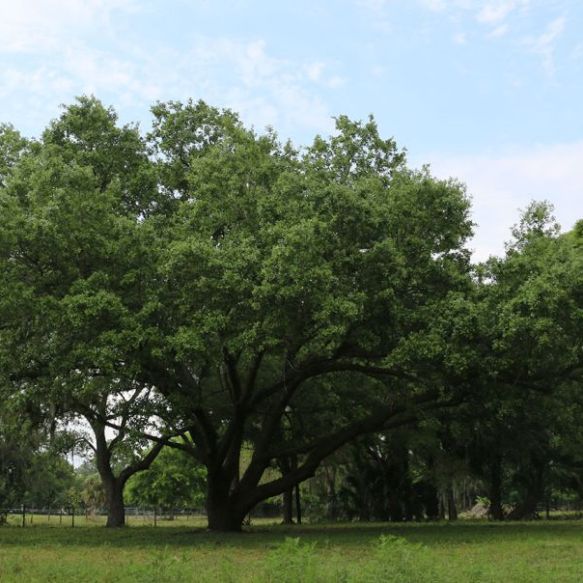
[
  {"left": 0, "top": 0, "right": 138, "bottom": 52},
  {"left": 419, "top": 0, "right": 529, "bottom": 19},
  {"left": 0, "top": 23, "right": 338, "bottom": 141},
  {"left": 186, "top": 38, "right": 336, "bottom": 135},
  {"left": 488, "top": 23, "right": 509, "bottom": 38},
  {"left": 355, "top": 0, "right": 393, "bottom": 31},
  {"left": 525, "top": 16, "right": 566, "bottom": 76},
  {"left": 453, "top": 32, "right": 467, "bottom": 44},
  {"left": 476, "top": 1, "right": 530, "bottom": 25},
  {"left": 419, "top": 0, "right": 473, "bottom": 13},
  {"left": 572, "top": 42, "right": 583, "bottom": 62},
  {"left": 357, "top": 0, "right": 390, "bottom": 10}
]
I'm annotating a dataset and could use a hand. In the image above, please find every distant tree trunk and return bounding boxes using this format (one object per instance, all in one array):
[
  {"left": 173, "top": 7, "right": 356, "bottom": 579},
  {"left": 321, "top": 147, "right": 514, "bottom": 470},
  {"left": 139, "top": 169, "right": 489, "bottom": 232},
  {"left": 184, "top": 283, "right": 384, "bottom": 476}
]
[
  {"left": 447, "top": 486, "right": 458, "bottom": 521},
  {"left": 423, "top": 483, "right": 440, "bottom": 520},
  {"left": 438, "top": 491, "right": 446, "bottom": 520},
  {"left": 358, "top": 487, "right": 371, "bottom": 522},
  {"left": 507, "top": 459, "right": 545, "bottom": 520},
  {"left": 279, "top": 455, "right": 295, "bottom": 524},
  {"left": 282, "top": 489, "right": 294, "bottom": 524},
  {"left": 295, "top": 483, "right": 302, "bottom": 525},
  {"left": 488, "top": 456, "right": 505, "bottom": 521},
  {"left": 326, "top": 468, "right": 338, "bottom": 521},
  {"left": 388, "top": 493, "right": 403, "bottom": 522},
  {"left": 90, "top": 418, "right": 165, "bottom": 528}
]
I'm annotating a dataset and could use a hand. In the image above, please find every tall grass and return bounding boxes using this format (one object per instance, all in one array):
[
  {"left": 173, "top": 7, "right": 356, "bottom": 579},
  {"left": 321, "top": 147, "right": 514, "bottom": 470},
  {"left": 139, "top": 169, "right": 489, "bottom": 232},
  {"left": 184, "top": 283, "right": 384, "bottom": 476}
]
[{"left": 1, "top": 521, "right": 583, "bottom": 581}]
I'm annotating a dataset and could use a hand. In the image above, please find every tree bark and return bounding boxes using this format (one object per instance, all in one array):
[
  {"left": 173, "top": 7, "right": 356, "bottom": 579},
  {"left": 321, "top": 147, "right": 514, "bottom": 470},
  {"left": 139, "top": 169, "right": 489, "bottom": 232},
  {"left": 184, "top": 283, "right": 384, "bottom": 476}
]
[
  {"left": 282, "top": 489, "right": 294, "bottom": 524},
  {"left": 295, "top": 483, "right": 302, "bottom": 525},
  {"left": 279, "top": 456, "right": 295, "bottom": 524},
  {"left": 90, "top": 416, "right": 165, "bottom": 528},
  {"left": 205, "top": 468, "right": 249, "bottom": 532},
  {"left": 199, "top": 389, "right": 456, "bottom": 531},
  {"left": 104, "top": 478, "right": 126, "bottom": 528},
  {"left": 206, "top": 492, "right": 246, "bottom": 532},
  {"left": 447, "top": 486, "right": 458, "bottom": 521},
  {"left": 507, "top": 459, "right": 545, "bottom": 520},
  {"left": 488, "top": 456, "right": 505, "bottom": 521},
  {"left": 421, "top": 482, "right": 439, "bottom": 520}
]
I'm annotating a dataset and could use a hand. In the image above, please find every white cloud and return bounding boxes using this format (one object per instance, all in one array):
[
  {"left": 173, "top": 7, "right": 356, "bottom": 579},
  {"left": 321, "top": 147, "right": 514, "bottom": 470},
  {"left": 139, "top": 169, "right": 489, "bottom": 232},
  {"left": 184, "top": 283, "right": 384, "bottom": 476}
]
[
  {"left": 419, "top": 0, "right": 473, "bottom": 12},
  {"left": 304, "top": 62, "right": 346, "bottom": 88},
  {"left": 419, "top": 0, "right": 529, "bottom": 29},
  {"left": 476, "top": 1, "right": 529, "bottom": 24},
  {"left": 488, "top": 23, "right": 509, "bottom": 38},
  {"left": 191, "top": 39, "right": 335, "bottom": 136},
  {"left": 572, "top": 42, "right": 583, "bottom": 62},
  {"left": 525, "top": 16, "right": 566, "bottom": 76},
  {"left": 0, "top": 28, "right": 337, "bottom": 143},
  {"left": 305, "top": 62, "right": 326, "bottom": 82},
  {"left": 453, "top": 32, "right": 467, "bottom": 44},
  {"left": 370, "top": 64, "right": 386, "bottom": 77},
  {"left": 357, "top": 0, "right": 390, "bottom": 12},
  {"left": 420, "top": 0, "right": 448, "bottom": 11},
  {"left": 419, "top": 141, "right": 583, "bottom": 260},
  {"left": 0, "top": 0, "right": 138, "bottom": 52}
]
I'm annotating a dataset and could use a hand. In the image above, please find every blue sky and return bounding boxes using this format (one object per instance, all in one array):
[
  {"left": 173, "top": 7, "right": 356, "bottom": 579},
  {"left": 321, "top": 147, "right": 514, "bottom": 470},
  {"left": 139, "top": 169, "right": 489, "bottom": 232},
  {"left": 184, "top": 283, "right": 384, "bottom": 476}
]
[{"left": 1, "top": 0, "right": 581, "bottom": 259}]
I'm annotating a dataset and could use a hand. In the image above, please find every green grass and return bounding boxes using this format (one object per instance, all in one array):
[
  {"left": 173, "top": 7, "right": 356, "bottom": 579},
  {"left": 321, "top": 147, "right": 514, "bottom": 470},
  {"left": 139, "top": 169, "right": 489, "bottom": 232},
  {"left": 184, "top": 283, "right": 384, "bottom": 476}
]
[{"left": 1, "top": 520, "right": 583, "bottom": 581}]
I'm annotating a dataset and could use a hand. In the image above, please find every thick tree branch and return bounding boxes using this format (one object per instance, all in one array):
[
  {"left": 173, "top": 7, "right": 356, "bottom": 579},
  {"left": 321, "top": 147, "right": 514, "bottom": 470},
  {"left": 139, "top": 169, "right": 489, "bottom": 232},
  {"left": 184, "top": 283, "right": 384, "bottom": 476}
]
[{"left": 238, "top": 391, "right": 458, "bottom": 509}]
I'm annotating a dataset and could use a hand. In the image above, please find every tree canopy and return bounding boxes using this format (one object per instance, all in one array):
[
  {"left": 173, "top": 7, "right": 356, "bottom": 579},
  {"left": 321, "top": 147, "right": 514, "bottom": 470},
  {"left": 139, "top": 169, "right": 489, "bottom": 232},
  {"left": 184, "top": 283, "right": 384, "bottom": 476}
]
[{"left": 1, "top": 97, "right": 581, "bottom": 531}]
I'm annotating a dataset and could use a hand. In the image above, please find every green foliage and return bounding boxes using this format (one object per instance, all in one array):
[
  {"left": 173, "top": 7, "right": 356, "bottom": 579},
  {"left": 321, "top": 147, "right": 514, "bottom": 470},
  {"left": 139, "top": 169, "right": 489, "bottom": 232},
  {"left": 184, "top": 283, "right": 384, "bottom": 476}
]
[
  {"left": 79, "top": 473, "right": 106, "bottom": 512},
  {"left": 363, "top": 535, "right": 438, "bottom": 582},
  {"left": 2, "top": 96, "right": 583, "bottom": 530},
  {"left": 0, "top": 96, "right": 478, "bottom": 527},
  {"left": 126, "top": 447, "right": 207, "bottom": 510},
  {"left": 265, "top": 538, "right": 319, "bottom": 582},
  {"left": 0, "top": 411, "right": 75, "bottom": 511}
]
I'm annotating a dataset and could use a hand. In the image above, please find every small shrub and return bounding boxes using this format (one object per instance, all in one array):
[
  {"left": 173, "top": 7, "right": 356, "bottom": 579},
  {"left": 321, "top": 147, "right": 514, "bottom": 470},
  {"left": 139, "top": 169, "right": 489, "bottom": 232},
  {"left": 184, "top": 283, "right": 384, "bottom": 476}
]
[
  {"left": 363, "top": 534, "right": 442, "bottom": 582},
  {"left": 264, "top": 537, "right": 319, "bottom": 582}
]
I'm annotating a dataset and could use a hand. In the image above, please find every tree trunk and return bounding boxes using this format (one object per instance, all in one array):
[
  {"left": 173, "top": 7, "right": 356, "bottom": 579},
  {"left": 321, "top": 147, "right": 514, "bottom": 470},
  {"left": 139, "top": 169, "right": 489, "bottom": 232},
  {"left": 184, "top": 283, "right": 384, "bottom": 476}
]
[
  {"left": 295, "top": 483, "right": 302, "bottom": 525},
  {"left": 507, "top": 460, "right": 545, "bottom": 520},
  {"left": 326, "top": 470, "right": 338, "bottom": 521},
  {"left": 388, "top": 492, "right": 403, "bottom": 522},
  {"left": 205, "top": 469, "right": 248, "bottom": 532},
  {"left": 423, "top": 483, "right": 440, "bottom": 520},
  {"left": 488, "top": 456, "right": 505, "bottom": 521},
  {"left": 282, "top": 489, "right": 294, "bottom": 524},
  {"left": 206, "top": 493, "right": 246, "bottom": 532},
  {"left": 104, "top": 479, "right": 126, "bottom": 528},
  {"left": 447, "top": 486, "right": 458, "bottom": 521}
]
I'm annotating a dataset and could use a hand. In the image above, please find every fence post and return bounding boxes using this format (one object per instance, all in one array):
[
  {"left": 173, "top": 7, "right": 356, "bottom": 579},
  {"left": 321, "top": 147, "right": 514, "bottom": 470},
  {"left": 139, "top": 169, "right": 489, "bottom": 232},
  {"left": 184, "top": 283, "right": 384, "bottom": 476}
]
[
  {"left": 21, "top": 504, "right": 25, "bottom": 528},
  {"left": 71, "top": 505, "right": 75, "bottom": 528},
  {"left": 154, "top": 506, "right": 157, "bottom": 527}
]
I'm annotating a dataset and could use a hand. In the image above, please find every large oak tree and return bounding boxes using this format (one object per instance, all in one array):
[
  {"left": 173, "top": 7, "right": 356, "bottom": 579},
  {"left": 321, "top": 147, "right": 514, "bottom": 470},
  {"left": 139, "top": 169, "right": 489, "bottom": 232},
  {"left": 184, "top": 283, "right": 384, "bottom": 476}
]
[{"left": 0, "top": 98, "right": 474, "bottom": 530}]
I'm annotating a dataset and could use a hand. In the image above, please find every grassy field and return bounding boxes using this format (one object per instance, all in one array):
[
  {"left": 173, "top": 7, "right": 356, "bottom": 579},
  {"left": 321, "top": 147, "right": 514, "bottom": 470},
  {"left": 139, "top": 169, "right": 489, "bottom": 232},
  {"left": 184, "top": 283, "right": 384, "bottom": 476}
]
[{"left": 1, "top": 519, "right": 583, "bottom": 582}]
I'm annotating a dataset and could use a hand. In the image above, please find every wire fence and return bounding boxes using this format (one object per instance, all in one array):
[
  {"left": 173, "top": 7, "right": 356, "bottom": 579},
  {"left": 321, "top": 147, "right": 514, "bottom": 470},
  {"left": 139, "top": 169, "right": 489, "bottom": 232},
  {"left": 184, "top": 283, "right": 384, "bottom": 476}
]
[{"left": 0, "top": 506, "right": 208, "bottom": 527}]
